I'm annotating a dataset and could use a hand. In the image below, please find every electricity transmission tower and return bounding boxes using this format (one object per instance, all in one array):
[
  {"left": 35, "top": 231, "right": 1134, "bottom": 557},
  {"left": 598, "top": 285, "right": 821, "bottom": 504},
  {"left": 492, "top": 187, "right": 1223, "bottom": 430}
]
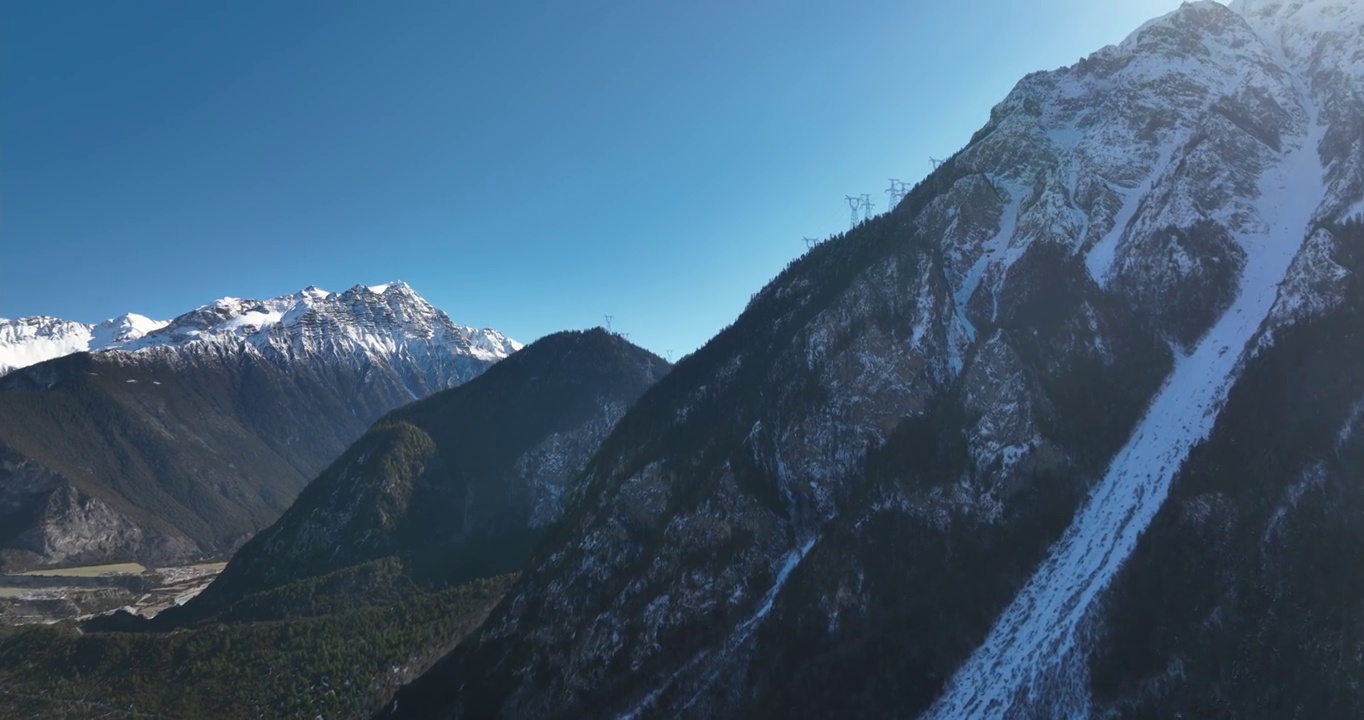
[
  {"left": 886, "top": 178, "right": 908, "bottom": 210},
  {"left": 803, "top": 236, "right": 818, "bottom": 250},
  {"left": 846, "top": 195, "right": 863, "bottom": 229},
  {"left": 929, "top": 156, "right": 944, "bottom": 170},
  {"left": 604, "top": 315, "right": 613, "bottom": 333},
  {"left": 860, "top": 193, "right": 875, "bottom": 222}
]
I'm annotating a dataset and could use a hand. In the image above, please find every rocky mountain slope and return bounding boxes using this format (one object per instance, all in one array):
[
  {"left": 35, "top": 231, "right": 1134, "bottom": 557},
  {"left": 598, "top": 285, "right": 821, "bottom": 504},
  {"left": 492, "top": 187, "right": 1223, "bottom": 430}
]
[
  {"left": 1079, "top": 216, "right": 1364, "bottom": 718},
  {"left": 0, "top": 282, "right": 518, "bottom": 570},
  {"left": 378, "top": 1, "right": 1364, "bottom": 718},
  {"left": 163, "top": 329, "right": 668, "bottom": 626}
]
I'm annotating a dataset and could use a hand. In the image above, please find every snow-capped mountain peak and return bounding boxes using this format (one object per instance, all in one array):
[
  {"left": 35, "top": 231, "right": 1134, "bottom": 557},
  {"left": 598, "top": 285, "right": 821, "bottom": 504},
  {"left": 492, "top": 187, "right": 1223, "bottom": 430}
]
[
  {"left": 363, "top": 281, "right": 407, "bottom": 295},
  {"left": 0, "top": 314, "right": 169, "bottom": 376},
  {"left": 89, "top": 313, "right": 169, "bottom": 347},
  {"left": 0, "top": 282, "right": 520, "bottom": 379}
]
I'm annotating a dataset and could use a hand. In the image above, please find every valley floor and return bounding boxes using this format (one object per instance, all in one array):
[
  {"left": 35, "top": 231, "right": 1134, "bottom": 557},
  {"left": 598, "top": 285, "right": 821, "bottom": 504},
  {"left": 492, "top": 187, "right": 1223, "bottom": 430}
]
[{"left": 0, "top": 561, "right": 226, "bottom": 625}]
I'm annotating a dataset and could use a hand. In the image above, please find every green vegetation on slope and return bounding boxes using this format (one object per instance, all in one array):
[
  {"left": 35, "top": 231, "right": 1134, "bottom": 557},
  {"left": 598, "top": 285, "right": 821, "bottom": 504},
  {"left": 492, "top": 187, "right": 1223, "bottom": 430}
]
[
  {"left": 176, "top": 329, "right": 667, "bottom": 624},
  {"left": 0, "top": 350, "right": 380, "bottom": 568},
  {"left": 0, "top": 559, "right": 515, "bottom": 720}
]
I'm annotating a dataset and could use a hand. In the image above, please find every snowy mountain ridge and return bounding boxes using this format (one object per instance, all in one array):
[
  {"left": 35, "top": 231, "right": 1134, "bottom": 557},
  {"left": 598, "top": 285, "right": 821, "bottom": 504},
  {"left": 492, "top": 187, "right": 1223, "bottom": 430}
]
[
  {"left": 0, "top": 314, "right": 167, "bottom": 376},
  {"left": 0, "top": 281, "right": 520, "bottom": 378}
]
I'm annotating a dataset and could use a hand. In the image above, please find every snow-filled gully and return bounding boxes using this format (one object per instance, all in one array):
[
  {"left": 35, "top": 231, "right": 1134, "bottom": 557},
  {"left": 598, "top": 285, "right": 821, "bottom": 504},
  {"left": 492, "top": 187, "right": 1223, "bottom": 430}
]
[
  {"left": 920, "top": 97, "right": 1325, "bottom": 718},
  {"left": 617, "top": 537, "right": 819, "bottom": 720}
]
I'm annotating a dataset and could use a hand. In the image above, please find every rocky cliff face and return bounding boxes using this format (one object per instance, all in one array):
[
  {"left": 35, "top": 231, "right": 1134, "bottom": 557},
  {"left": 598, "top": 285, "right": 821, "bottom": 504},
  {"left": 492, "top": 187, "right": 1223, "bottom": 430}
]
[
  {"left": 378, "top": 2, "right": 1364, "bottom": 718},
  {"left": 0, "top": 449, "right": 193, "bottom": 565},
  {"left": 0, "top": 283, "right": 518, "bottom": 570}
]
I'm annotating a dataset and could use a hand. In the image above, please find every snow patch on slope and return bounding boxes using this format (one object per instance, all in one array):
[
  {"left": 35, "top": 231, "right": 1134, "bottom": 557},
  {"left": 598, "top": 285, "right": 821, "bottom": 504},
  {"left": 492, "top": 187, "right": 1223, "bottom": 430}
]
[
  {"left": 953, "top": 184, "right": 1024, "bottom": 345},
  {"left": 1085, "top": 140, "right": 1184, "bottom": 285},
  {"left": 1345, "top": 198, "right": 1364, "bottom": 222},
  {"left": 618, "top": 536, "right": 820, "bottom": 720}
]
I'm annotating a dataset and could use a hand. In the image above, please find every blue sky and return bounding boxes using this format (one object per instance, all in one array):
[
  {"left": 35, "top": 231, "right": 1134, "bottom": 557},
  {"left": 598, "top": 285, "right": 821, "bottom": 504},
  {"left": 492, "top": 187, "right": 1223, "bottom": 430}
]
[{"left": 1, "top": 0, "right": 1182, "bottom": 356}]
